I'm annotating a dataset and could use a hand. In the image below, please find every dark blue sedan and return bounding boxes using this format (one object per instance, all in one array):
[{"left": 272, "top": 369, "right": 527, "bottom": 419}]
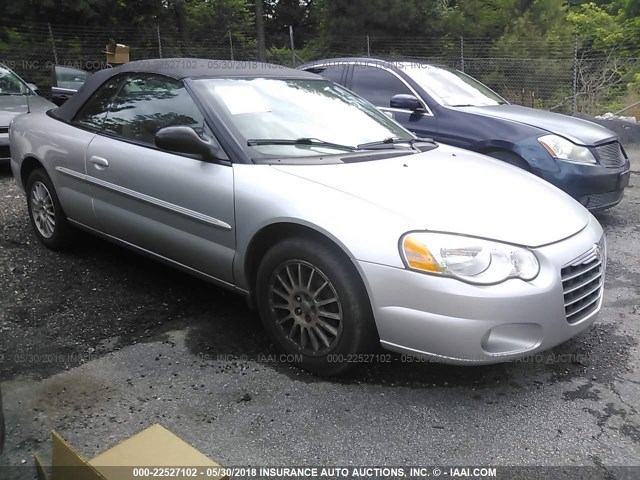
[{"left": 300, "top": 58, "right": 631, "bottom": 211}]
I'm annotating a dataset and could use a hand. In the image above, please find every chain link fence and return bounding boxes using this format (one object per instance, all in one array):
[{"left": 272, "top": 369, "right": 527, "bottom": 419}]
[{"left": 1, "top": 22, "right": 638, "bottom": 115}]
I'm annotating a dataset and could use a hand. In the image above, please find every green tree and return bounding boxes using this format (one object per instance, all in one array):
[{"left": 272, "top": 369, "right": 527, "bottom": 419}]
[
  {"left": 567, "top": 2, "right": 624, "bottom": 49},
  {"left": 264, "top": 0, "right": 322, "bottom": 46},
  {"left": 493, "top": 0, "right": 575, "bottom": 57},
  {"left": 440, "top": 0, "right": 520, "bottom": 43},
  {"left": 2, "top": 0, "right": 167, "bottom": 28},
  {"left": 186, "top": 0, "right": 253, "bottom": 33},
  {"left": 320, "top": 0, "right": 445, "bottom": 50}
]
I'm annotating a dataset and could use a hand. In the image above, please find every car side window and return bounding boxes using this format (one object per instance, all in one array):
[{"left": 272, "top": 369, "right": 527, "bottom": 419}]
[
  {"left": 103, "top": 74, "right": 206, "bottom": 145},
  {"left": 305, "top": 65, "right": 345, "bottom": 84},
  {"left": 54, "top": 65, "right": 90, "bottom": 90},
  {"left": 73, "top": 76, "right": 126, "bottom": 130},
  {"left": 350, "top": 67, "right": 412, "bottom": 108}
]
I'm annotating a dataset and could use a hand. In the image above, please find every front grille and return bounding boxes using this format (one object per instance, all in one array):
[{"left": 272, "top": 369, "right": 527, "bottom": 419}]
[
  {"left": 0, "top": 127, "right": 9, "bottom": 134},
  {"left": 0, "top": 145, "right": 10, "bottom": 159},
  {"left": 595, "top": 142, "right": 626, "bottom": 168},
  {"left": 561, "top": 238, "right": 605, "bottom": 324}
]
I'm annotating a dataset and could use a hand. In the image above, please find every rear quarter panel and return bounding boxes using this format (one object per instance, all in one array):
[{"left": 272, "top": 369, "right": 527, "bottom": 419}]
[{"left": 10, "top": 112, "right": 96, "bottom": 227}]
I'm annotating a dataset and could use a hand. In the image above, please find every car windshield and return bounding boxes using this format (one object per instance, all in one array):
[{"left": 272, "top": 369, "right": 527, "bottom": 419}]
[
  {"left": 194, "top": 77, "right": 413, "bottom": 158},
  {"left": 402, "top": 64, "right": 506, "bottom": 107},
  {"left": 0, "top": 65, "right": 30, "bottom": 95}
]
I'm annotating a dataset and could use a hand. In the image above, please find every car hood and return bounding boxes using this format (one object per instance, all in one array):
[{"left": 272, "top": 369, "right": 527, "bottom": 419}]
[
  {"left": 455, "top": 104, "right": 617, "bottom": 146},
  {"left": 273, "top": 146, "right": 591, "bottom": 248},
  {"left": 0, "top": 95, "right": 55, "bottom": 126}
]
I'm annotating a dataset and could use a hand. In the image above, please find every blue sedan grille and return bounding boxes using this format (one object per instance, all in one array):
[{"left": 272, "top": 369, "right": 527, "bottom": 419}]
[{"left": 595, "top": 142, "right": 626, "bottom": 168}]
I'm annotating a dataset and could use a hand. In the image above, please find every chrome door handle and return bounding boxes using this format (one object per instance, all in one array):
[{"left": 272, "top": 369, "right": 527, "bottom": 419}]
[{"left": 90, "top": 156, "right": 109, "bottom": 169}]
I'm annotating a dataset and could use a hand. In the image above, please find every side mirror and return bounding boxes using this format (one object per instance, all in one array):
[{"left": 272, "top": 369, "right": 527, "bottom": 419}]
[
  {"left": 26, "top": 83, "right": 38, "bottom": 92},
  {"left": 155, "top": 126, "right": 221, "bottom": 160},
  {"left": 390, "top": 94, "right": 424, "bottom": 112}
]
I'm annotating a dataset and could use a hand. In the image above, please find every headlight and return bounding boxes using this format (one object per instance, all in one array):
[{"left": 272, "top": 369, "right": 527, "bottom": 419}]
[
  {"left": 538, "top": 134, "right": 596, "bottom": 164},
  {"left": 401, "top": 232, "right": 539, "bottom": 285}
]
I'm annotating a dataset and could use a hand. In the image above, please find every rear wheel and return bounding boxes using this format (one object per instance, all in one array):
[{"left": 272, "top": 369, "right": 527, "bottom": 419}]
[
  {"left": 26, "top": 169, "right": 74, "bottom": 250},
  {"left": 256, "top": 236, "right": 378, "bottom": 375}
]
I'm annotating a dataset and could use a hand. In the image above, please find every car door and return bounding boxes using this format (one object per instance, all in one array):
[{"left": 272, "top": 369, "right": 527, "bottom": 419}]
[
  {"left": 48, "top": 74, "right": 129, "bottom": 230},
  {"left": 86, "top": 74, "right": 236, "bottom": 284},
  {"left": 51, "top": 65, "right": 90, "bottom": 106},
  {"left": 347, "top": 65, "right": 439, "bottom": 139}
]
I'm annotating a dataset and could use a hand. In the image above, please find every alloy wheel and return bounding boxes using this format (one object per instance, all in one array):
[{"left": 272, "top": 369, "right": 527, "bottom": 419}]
[
  {"left": 268, "top": 260, "right": 343, "bottom": 356},
  {"left": 30, "top": 181, "right": 56, "bottom": 239}
]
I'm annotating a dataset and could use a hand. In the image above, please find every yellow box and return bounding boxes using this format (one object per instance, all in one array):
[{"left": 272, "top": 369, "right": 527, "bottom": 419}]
[
  {"left": 35, "top": 424, "right": 228, "bottom": 480},
  {"left": 104, "top": 44, "right": 130, "bottom": 64}
]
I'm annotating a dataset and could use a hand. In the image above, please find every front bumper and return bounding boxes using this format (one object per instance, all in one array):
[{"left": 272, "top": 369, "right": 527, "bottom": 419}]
[
  {"left": 534, "top": 156, "right": 630, "bottom": 212},
  {"left": 358, "top": 218, "right": 604, "bottom": 364}
]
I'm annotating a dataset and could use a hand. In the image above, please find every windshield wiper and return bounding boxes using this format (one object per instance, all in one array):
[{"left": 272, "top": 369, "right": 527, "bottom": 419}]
[
  {"left": 357, "top": 137, "right": 435, "bottom": 150},
  {"left": 0, "top": 92, "right": 24, "bottom": 96},
  {"left": 247, "top": 137, "right": 356, "bottom": 152}
]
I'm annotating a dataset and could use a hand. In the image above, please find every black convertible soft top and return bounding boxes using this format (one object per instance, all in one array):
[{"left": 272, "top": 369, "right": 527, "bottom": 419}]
[{"left": 54, "top": 58, "right": 319, "bottom": 122}]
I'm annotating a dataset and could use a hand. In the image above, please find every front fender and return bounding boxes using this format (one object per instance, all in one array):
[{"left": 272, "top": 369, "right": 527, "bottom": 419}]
[
  {"left": 232, "top": 164, "right": 413, "bottom": 290},
  {"left": 514, "top": 136, "right": 560, "bottom": 173}
]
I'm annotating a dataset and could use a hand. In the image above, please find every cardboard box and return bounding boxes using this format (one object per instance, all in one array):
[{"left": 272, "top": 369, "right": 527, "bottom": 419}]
[
  {"left": 35, "top": 424, "right": 228, "bottom": 480},
  {"left": 104, "top": 44, "right": 130, "bottom": 64}
]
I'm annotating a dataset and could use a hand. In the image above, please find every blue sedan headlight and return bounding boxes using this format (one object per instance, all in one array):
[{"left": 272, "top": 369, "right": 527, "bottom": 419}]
[{"left": 538, "top": 134, "right": 596, "bottom": 165}]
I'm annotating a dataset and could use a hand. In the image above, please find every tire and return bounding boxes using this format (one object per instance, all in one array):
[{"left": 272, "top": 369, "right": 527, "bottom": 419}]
[
  {"left": 256, "top": 236, "right": 378, "bottom": 376},
  {"left": 486, "top": 150, "right": 531, "bottom": 171},
  {"left": 25, "top": 168, "right": 74, "bottom": 250}
]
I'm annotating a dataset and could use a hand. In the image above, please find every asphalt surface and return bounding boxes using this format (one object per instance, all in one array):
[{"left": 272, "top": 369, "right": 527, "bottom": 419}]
[{"left": 0, "top": 148, "right": 639, "bottom": 479}]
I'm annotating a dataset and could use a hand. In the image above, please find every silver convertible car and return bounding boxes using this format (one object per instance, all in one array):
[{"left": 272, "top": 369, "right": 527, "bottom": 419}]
[{"left": 9, "top": 60, "right": 606, "bottom": 375}]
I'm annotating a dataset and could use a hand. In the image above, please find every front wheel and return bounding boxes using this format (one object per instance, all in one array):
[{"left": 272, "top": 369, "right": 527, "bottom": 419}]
[
  {"left": 26, "top": 169, "right": 74, "bottom": 250},
  {"left": 256, "top": 236, "right": 378, "bottom": 375}
]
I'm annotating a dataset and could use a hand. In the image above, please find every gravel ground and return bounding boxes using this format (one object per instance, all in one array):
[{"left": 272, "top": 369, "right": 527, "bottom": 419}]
[{"left": 0, "top": 151, "right": 639, "bottom": 479}]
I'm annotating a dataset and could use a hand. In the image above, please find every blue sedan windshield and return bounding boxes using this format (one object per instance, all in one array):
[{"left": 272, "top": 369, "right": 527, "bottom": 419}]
[{"left": 403, "top": 64, "right": 507, "bottom": 107}]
